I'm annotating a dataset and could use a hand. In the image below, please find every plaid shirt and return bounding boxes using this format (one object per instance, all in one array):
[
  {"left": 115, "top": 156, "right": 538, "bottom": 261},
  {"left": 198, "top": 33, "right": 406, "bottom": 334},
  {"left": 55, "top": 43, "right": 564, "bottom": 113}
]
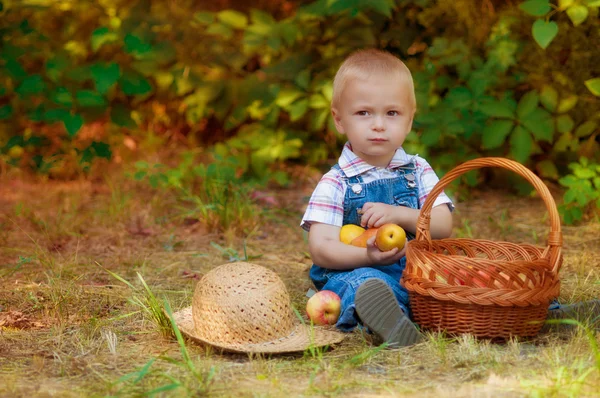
[{"left": 301, "top": 142, "right": 453, "bottom": 231}]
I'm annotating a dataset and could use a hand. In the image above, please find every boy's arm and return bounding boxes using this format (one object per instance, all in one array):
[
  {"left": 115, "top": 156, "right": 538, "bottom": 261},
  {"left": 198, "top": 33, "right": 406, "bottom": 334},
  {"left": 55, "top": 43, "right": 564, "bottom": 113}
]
[
  {"left": 308, "top": 222, "right": 406, "bottom": 270},
  {"left": 360, "top": 203, "right": 453, "bottom": 239}
]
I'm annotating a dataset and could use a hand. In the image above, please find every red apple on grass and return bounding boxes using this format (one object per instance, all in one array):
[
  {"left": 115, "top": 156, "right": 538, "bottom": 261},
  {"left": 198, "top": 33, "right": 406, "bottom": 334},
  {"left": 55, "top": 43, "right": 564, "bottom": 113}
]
[{"left": 306, "top": 290, "right": 341, "bottom": 325}]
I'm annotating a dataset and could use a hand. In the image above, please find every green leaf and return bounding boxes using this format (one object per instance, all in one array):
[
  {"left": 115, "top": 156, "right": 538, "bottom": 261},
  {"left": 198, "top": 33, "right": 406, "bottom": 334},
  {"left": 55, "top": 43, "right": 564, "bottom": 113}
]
[
  {"left": 557, "top": 94, "right": 578, "bottom": 113},
  {"left": 521, "top": 108, "right": 554, "bottom": 142},
  {"left": 368, "top": 0, "right": 395, "bottom": 17},
  {"left": 539, "top": 85, "right": 558, "bottom": 112},
  {"left": 584, "top": 78, "right": 600, "bottom": 97},
  {"left": 5, "top": 58, "right": 27, "bottom": 80},
  {"left": 519, "top": 0, "right": 551, "bottom": 16},
  {"left": 44, "top": 108, "right": 69, "bottom": 123},
  {"left": 279, "top": 22, "right": 298, "bottom": 46},
  {"left": 90, "top": 141, "right": 111, "bottom": 159},
  {"left": 91, "top": 27, "right": 119, "bottom": 52},
  {"left": 288, "top": 99, "right": 309, "bottom": 121},
  {"left": 446, "top": 86, "right": 472, "bottom": 108},
  {"left": 573, "top": 167, "right": 596, "bottom": 179},
  {"left": 90, "top": 62, "right": 121, "bottom": 95},
  {"left": 217, "top": 10, "right": 248, "bottom": 29},
  {"left": 124, "top": 34, "right": 152, "bottom": 57},
  {"left": 194, "top": 11, "right": 214, "bottom": 24},
  {"left": 110, "top": 103, "right": 136, "bottom": 128},
  {"left": 584, "top": 0, "right": 600, "bottom": 6},
  {"left": 76, "top": 90, "right": 107, "bottom": 108},
  {"left": 559, "top": 174, "right": 578, "bottom": 187},
  {"left": 517, "top": 90, "right": 539, "bottom": 118},
  {"left": 532, "top": 19, "right": 558, "bottom": 49},
  {"left": 510, "top": 125, "right": 533, "bottom": 163},
  {"left": 50, "top": 87, "right": 73, "bottom": 107},
  {"left": 61, "top": 112, "right": 84, "bottom": 137},
  {"left": 295, "top": 70, "right": 310, "bottom": 90},
  {"left": 275, "top": 89, "right": 303, "bottom": 108},
  {"left": 482, "top": 120, "right": 514, "bottom": 149},
  {"left": 563, "top": 188, "right": 578, "bottom": 204},
  {"left": 566, "top": 5, "right": 589, "bottom": 26},
  {"left": 536, "top": 160, "right": 559, "bottom": 179},
  {"left": 310, "top": 108, "right": 329, "bottom": 131},
  {"left": 559, "top": 0, "right": 575, "bottom": 8},
  {"left": 574, "top": 121, "right": 598, "bottom": 138},
  {"left": 0, "top": 104, "right": 13, "bottom": 120},
  {"left": 478, "top": 100, "right": 515, "bottom": 119},
  {"left": 81, "top": 141, "right": 112, "bottom": 164},
  {"left": 309, "top": 94, "right": 329, "bottom": 109},
  {"left": 120, "top": 71, "right": 152, "bottom": 96},
  {"left": 16, "top": 74, "right": 46, "bottom": 96},
  {"left": 556, "top": 114, "right": 574, "bottom": 133},
  {"left": 206, "top": 23, "right": 234, "bottom": 39},
  {"left": 554, "top": 132, "right": 577, "bottom": 152},
  {"left": 45, "top": 54, "right": 70, "bottom": 82},
  {"left": 267, "top": 36, "right": 282, "bottom": 51}
]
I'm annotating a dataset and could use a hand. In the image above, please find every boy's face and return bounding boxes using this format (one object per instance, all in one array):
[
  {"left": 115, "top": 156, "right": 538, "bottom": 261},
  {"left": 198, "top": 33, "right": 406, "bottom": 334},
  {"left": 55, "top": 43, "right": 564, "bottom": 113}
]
[{"left": 331, "top": 74, "right": 415, "bottom": 168}]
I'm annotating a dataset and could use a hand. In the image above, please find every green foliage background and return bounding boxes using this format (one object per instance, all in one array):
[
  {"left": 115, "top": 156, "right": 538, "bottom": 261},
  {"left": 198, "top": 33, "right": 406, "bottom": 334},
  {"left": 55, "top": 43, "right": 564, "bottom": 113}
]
[{"left": 1, "top": 0, "right": 599, "bottom": 223}]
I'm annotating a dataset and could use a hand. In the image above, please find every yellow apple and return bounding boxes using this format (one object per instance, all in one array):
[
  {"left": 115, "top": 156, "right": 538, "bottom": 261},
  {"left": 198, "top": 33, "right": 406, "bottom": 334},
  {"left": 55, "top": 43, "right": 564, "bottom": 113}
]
[
  {"left": 339, "top": 224, "right": 366, "bottom": 245},
  {"left": 306, "top": 290, "right": 341, "bottom": 325},
  {"left": 350, "top": 228, "right": 379, "bottom": 248},
  {"left": 375, "top": 223, "right": 406, "bottom": 251}
]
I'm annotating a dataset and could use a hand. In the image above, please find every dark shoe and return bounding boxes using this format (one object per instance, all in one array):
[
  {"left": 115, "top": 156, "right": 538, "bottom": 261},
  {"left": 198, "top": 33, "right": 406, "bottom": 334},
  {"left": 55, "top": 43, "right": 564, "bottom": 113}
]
[
  {"left": 355, "top": 278, "right": 422, "bottom": 348},
  {"left": 541, "top": 299, "right": 600, "bottom": 333}
]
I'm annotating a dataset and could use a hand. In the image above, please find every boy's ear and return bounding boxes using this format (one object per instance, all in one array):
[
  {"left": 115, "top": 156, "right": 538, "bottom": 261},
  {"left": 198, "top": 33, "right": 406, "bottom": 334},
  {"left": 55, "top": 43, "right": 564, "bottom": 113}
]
[{"left": 331, "top": 108, "right": 344, "bottom": 134}]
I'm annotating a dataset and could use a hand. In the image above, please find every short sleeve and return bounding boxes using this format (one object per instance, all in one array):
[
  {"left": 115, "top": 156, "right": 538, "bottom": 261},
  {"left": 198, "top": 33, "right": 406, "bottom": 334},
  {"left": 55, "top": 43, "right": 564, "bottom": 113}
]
[
  {"left": 415, "top": 157, "right": 454, "bottom": 211},
  {"left": 300, "top": 170, "right": 345, "bottom": 231}
]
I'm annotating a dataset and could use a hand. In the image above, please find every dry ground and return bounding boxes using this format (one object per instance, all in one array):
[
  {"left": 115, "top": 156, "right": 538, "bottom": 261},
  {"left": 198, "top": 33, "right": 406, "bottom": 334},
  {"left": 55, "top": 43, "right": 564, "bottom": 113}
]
[{"left": 1, "top": 173, "right": 599, "bottom": 397}]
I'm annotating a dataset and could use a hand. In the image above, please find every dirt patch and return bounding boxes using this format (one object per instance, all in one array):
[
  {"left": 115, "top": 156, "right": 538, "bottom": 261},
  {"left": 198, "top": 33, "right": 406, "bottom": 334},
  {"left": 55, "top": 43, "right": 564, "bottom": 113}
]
[{"left": 0, "top": 311, "right": 47, "bottom": 330}]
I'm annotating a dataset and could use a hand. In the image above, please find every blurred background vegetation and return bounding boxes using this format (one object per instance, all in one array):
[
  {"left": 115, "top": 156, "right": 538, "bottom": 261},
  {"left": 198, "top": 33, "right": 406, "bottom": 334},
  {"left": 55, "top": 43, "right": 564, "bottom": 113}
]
[{"left": 0, "top": 0, "right": 599, "bottom": 225}]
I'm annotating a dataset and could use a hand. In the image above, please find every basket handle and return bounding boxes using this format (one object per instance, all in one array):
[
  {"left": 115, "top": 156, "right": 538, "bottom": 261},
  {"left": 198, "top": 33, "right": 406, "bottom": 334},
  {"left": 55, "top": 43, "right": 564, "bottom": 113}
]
[{"left": 416, "top": 157, "right": 563, "bottom": 274}]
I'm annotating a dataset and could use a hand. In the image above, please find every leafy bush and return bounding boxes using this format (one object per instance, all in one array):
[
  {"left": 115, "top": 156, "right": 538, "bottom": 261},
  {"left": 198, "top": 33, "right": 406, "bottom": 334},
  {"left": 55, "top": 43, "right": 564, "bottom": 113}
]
[
  {"left": 1, "top": 0, "right": 599, "bottom": 222},
  {"left": 559, "top": 157, "right": 600, "bottom": 223}
]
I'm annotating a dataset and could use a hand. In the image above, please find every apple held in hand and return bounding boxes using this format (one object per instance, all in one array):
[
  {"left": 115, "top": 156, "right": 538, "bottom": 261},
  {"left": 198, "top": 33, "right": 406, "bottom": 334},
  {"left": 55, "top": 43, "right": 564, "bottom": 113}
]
[
  {"left": 350, "top": 228, "right": 378, "bottom": 248},
  {"left": 306, "top": 290, "right": 341, "bottom": 326},
  {"left": 375, "top": 223, "right": 406, "bottom": 251},
  {"left": 340, "top": 224, "right": 366, "bottom": 245}
]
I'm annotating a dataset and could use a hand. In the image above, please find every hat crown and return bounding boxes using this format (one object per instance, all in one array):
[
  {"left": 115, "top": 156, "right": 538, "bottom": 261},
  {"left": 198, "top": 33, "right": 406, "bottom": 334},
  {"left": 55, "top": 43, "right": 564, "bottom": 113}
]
[{"left": 192, "top": 262, "right": 296, "bottom": 346}]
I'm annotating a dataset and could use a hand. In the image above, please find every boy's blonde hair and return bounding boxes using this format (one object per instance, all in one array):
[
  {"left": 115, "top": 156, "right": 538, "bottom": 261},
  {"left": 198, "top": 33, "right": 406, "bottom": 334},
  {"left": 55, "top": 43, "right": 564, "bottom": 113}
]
[{"left": 331, "top": 49, "right": 416, "bottom": 111}]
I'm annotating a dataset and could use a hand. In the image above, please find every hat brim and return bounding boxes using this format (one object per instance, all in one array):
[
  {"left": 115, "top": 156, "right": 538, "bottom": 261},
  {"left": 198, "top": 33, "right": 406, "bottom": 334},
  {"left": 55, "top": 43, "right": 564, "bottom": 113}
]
[{"left": 170, "top": 307, "right": 346, "bottom": 354}]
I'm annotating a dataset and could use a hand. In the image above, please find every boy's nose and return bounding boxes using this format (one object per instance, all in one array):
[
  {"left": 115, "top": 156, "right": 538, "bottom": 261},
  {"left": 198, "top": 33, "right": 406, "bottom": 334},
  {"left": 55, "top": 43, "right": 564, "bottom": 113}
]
[{"left": 372, "top": 116, "right": 385, "bottom": 131}]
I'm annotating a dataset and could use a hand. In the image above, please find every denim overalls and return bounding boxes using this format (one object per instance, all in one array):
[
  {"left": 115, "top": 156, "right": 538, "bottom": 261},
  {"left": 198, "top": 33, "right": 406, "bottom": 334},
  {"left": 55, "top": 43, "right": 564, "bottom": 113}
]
[{"left": 309, "top": 162, "right": 419, "bottom": 331}]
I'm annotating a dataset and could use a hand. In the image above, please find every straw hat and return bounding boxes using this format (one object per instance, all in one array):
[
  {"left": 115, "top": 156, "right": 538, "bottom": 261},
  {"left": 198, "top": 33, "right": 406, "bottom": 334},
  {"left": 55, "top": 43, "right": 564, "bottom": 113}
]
[{"left": 171, "top": 262, "right": 345, "bottom": 354}]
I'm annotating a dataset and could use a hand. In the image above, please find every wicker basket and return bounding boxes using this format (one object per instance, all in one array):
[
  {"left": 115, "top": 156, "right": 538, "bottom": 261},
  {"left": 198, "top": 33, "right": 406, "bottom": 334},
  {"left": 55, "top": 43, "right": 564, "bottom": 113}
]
[{"left": 403, "top": 157, "right": 562, "bottom": 339}]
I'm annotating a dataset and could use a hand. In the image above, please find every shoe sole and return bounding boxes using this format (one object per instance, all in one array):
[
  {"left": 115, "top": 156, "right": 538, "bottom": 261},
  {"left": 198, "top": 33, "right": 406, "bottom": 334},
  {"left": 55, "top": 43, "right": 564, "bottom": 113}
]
[
  {"left": 542, "top": 299, "right": 600, "bottom": 334},
  {"left": 355, "top": 278, "right": 422, "bottom": 348}
]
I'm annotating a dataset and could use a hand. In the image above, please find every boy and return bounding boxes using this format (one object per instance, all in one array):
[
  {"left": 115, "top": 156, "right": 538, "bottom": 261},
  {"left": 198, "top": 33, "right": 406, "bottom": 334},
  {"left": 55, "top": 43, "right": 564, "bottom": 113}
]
[
  {"left": 300, "top": 49, "right": 454, "bottom": 347},
  {"left": 301, "top": 49, "right": 600, "bottom": 346}
]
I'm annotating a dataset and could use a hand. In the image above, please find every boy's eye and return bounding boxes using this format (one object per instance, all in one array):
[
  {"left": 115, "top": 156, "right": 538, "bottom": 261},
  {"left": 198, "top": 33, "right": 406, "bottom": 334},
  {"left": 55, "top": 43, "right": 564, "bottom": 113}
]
[
  {"left": 357, "top": 111, "right": 369, "bottom": 116},
  {"left": 388, "top": 111, "right": 399, "bottom": 116}
]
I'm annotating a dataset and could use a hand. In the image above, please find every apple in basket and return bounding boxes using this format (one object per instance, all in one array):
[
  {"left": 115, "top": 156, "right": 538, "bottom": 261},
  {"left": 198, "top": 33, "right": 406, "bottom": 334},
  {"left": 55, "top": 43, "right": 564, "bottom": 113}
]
[{"left": 306, "top": 290, "right": 341, "bottom": 325}]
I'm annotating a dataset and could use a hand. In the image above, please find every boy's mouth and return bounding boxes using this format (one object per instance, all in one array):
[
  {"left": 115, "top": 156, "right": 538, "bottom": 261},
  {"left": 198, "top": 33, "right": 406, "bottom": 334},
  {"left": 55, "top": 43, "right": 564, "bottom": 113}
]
[{"left": 369, "top": 138, "right": 387, "bottom": 142}]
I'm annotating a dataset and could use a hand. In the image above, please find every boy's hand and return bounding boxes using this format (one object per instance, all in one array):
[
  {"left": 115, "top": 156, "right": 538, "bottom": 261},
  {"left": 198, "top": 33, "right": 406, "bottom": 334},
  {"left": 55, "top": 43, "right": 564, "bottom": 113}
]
[
  {"left": 360, "top": 202, "right": 400, "bottom": 228},
  {"left": 365, "top": 236, "right": 406, "bottom": 265}
]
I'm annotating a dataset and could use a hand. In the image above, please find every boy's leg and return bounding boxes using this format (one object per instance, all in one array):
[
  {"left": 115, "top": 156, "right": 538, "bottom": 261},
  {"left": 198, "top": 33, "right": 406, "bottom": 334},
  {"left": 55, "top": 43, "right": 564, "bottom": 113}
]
[
  {"left": 541, "top": 299, "right": 600, "bottom": 333},
  {"left": 311, "top": 266, "right": 412, "bottom": 333},
  {"left": 355, "top": 278, "right": 422, "bottom": 347}
]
